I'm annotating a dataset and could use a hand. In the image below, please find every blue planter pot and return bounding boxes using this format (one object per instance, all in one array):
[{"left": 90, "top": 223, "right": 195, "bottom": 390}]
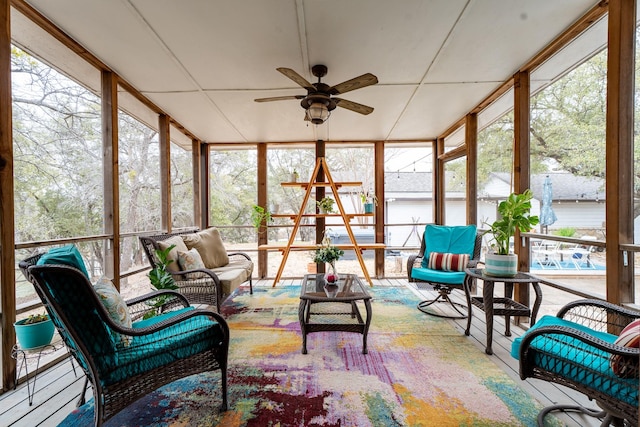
[
  {"left": 364, "top": 202, "right": 374, "bottom": 213},
  {"left": 484, "top": 253, "right": 518, "bottom": 277},
  {"left": 14, "top": 318, "right": 55, "bottom": 349}
]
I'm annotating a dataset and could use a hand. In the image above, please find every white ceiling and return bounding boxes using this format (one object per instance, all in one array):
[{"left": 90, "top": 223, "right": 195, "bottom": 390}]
[{"left": 18, "top": 0, "right": 601, "bottom": 146}]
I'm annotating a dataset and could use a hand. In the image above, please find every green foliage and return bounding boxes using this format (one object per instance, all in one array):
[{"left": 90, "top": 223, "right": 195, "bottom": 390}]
[
  {"left": 485, "top": 190, "right": 539, "bottom": 255},
  {"left": 554, "top": 227, "right": 576, "bottom": 237},
  {"left": 148, "top": 244, "right": 178, "bottom": 291},
  {"left": 313, "top": 245, "right": 344, "bottom": 264},
  {"left": 317, "top": 197, "right": 335, "bottom": 213},
  {"left": 250, "top": 205, "right": 272, "bottom": 230},
  {"left": 24, "top": 313, "right": 49, "bottom": 324}
]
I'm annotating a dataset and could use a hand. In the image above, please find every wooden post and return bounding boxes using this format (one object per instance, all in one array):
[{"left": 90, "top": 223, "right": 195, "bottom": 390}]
[
  {"left": 191, "top": 139, "right": 201, "bottom": 228},
  {"left": 606, "top": 0, "right": 636, "bottom": 305},
  {"left": 374, "top": 140, "right": 384, "bottom": 277},
  {"left": 199, "top": 143, "right": 209, "bottom": 229},
  {"left": 434, "top": 138, "right": 445, "bottom": 224},
  {"left": 466, "top": 113, "right": 478, "bottom": 226},
  {"left": 257, "top": 143, "right": 268, "bottom": 278},
  {"left": 159, "top": 114, "right": 171, "bottom": 232},
  {"left": 0, "top": 0, "right": 16, "bottom": 391},
  {"left": 513, "top": 70, "right": 531, "bottom": 313},
  {"left": 316, "top": 140, "right": 326, "bottom": 274},
  {"left": 102, "top": 70, "right": 120, "bottom": 287}
]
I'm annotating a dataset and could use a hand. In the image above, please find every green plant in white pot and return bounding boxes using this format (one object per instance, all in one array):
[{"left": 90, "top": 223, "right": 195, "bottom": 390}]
[{"left": 484, "top": 189, "right": 539, "bottom": 277}]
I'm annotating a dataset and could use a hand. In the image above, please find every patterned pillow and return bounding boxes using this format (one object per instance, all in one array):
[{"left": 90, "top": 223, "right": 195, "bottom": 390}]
[
  {"left": 93, "top": 276, "right": 132, "bottom": 346},
  {"left": 177, "top": 248, "right": 207, "bottom": 279},
  {"left": 427, "top": 252, "right": 469, "bottom": 272},
  {"left": 610, "top": 318, "right": 640, "bottom": 378}
]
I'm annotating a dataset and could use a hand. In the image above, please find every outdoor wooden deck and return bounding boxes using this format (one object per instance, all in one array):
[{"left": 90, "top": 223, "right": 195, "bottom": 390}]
[{"left": 0, "top": 278, "right": 601, "bottom": 427}]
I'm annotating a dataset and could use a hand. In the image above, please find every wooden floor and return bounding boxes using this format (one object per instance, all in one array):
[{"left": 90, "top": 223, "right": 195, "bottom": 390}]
[{"left": 0, "top": 278, "right": 602, "bottom": 427}]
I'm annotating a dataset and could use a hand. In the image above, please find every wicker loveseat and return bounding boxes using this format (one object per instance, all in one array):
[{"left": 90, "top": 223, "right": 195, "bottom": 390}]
[
  {"left": 19, "top": 249, "right": 229, "bottom": 427},
  {"left": 140, "top": 228, "right": 253, "bottom": 312},
  {"left": 512, "top": 299, "right": 639, "bottom": 426}
]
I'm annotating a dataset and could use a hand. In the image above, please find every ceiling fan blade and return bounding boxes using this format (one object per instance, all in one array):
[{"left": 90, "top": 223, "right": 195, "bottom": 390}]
[
  {"left": 329, "top": 73, "right": 378, "bottom": 95},
  {"left": 277, "top": 68, "right": 315, "bottom": 90},
  {"left": 334, "top": 98, "right": 374, "bottom": 115},
  {"left": 254, "top": 95, "right": 305, "bottom": 102}
]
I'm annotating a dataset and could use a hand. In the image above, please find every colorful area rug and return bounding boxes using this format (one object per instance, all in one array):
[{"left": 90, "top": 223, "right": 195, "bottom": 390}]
[{"left": 61, "top": 284, "right": 555, "bottom": 426}]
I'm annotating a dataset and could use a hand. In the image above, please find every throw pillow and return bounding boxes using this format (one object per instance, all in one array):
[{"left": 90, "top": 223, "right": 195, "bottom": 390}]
[
  {"left": 93, "top": 276, "right": 132, "bottom": 346},
  {"left": 427, "top": 252, "right": 469, "bottom": 272},
  {"left": 182, "top": 228, "right": 229, "bottom": 269},
  {"left": 610, "top": 318, "right": 640, "bottom": 378},
  {"left": 177, "top": 248, "right": 207, "bottom": 279},
  {"left": 36, "top": 244, "right": 90, "bottom": 279},
  {"left": 157, "top": 235, "right": 189, "bottom": 273}
]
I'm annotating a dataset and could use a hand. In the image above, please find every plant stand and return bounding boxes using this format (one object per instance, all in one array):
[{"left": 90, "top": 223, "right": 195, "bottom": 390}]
[
  {"left": 12, "top": 335, "right": 78, "bottom": 405},
  {"left": 259, "top": 157, "right": 384, "bottom": 286}
]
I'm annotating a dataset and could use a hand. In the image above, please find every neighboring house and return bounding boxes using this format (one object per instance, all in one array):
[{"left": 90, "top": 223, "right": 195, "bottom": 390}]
[{"left": 326, "top": 170, "right": 607, "bottom": 249}]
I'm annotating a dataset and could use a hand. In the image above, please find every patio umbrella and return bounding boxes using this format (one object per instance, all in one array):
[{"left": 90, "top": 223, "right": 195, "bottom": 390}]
[{"left": 539, "top": 175, "right": 557, "bottom": 231}]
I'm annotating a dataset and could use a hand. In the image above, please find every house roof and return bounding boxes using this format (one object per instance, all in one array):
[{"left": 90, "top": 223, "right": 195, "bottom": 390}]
[
  {"left": 491, "top": 172, "right": 605, "bottom": 202},
  {"left": 14, "top": 1, "right": 605, "bottom": 148}
]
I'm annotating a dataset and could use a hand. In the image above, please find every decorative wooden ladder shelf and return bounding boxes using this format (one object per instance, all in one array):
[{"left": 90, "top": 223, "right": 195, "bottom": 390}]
[{"left": 259, "top": 157, "right": 384, "bottom": 286}]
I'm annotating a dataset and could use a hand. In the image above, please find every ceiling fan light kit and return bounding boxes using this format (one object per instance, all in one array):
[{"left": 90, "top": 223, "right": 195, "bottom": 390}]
[{"left": 255, "top": 64, "right": 378, "bottom": 125}]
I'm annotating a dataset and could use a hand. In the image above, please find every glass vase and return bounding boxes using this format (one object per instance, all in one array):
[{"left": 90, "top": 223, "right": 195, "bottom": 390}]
[{"left": 324, "top": 261, "right": 339, "bottom": 284}]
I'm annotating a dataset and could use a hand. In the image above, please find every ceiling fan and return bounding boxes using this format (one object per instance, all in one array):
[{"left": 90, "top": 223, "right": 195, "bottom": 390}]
[{"left": 254, "top": 65, "right": 378, "bottom": 124}]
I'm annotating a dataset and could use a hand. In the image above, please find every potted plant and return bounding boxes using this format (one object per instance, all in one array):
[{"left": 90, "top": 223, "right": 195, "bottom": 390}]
[
  {"left": 146, "top": 245, "right": 179, "bottom": 318},
  {"left": 313, "top": 234, "right": 344, "bottom": 283},
  {"left": 359, "top": 188, "right": 378, "bottom": 214},
  {"left": 250, "top": 204, "right": 272, "bottom": 234},
  {"left": 484, "top": 189, "right": 539, "bottom": 277},
  {"left": 290, "top": 169, "right": 300, "bottom": 182},
  {"left": 14, "top": 313, "right": 55, "bottom": 349},
  {"left": 316, "top": 197, "right": 335, "bottom": 214}
]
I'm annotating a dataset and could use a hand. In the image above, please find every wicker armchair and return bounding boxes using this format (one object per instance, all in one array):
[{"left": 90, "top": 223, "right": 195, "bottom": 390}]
[
  {"left": 513, "top": 299, "right": 639, "bottom": 426},
  {"left": 407, "top": 224, "right": 482, "bottom": 319},
  {"left": 19, "top": 253, "right": 229, "bottom": 427},
  {"left": 140, "top": 229, "right": 253, "bottom": 312}
]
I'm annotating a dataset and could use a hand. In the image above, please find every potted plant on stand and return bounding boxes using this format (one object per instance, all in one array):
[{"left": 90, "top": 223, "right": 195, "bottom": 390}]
[
  {"left": 14, "top": 313, "right": 55, "bottom": 349},
  {"left": 250, "top": 204, "right": 272, "bottom": 234},
  {"left": 316, "top": 197, "right": 335, "bottom": 214},
  {"left": 484, "top": 189, "right": 539, "bottom": 277},
  {"left": 359, "top": 188, "right": 378, "bottom": 214}
]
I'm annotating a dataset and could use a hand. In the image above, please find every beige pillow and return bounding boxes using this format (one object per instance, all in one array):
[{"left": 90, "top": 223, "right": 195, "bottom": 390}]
[
  {"left": 157, "top": 235, "right": 189, "bottom": 273},
  {"left": 182, "top": 228, "right": 229, "bottom": 268}
]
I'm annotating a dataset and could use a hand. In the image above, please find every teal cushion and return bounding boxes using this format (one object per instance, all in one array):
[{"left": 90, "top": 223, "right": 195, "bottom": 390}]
[
  {"left": 132, "top": 307, "right": 194, "bottom": 329},
  {"left": 37, "top": 245, "right": 90, "bottom": 279},
  {"left": 102, "top": 313, "right": 222, "bottom": 386},
  {"left": 411, "top": 267, "right": 466, "bottom": 285},
  {"left": 512, "top": 315, "right": 638, "bottom": 407},
  {"left": 421, "top": 224, "right": 477, "bottom": 269}
]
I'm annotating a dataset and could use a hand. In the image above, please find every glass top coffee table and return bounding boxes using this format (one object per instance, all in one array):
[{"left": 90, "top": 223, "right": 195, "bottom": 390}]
[{"left": 299, "top": 273, "right": 372, "bottom": 354}]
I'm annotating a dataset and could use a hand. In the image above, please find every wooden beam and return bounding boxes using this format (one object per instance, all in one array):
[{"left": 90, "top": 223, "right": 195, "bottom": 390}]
[
  {"left": 101, "top": 71, "right": 120, "bottom": 287},
  {"left": 0, "top": 0, "right": 16, "bottom": 391},
  {"left": 191, "top": 139, "right": 202, "bottom": 227},
  {"left": 257, "top": 143, "right": 268, "bottom": 278},
  {"left": 513, "top": 70, "right": 531, "bottom": 310},
  {"left": 374, "top": 141, "right": 384, "bottom": 277},
  {"left": 315, "top": 141, "right": 326, "bottom": 274},
  {"left": 606, "top": 0, "right": 635, "bottom": 305},
  {"left": 465, "top": 113, "right": 478, "bottom": 226},
  {"left": 159, "top": 114, "right": 171, "bottom": 232}
]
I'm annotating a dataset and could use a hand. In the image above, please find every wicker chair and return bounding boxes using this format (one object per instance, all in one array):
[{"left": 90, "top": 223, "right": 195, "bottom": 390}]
[
  {"left": 513, "top": 299, "right": 639, "bottom": 426},
  {"left": 140, "top": 229, "right": 253, "bottom": 312},
  {"left": 407, "top": 224, "right": 482, "bottom": 319},
  {"left": 19, "top": 253, "right": 229, "bottom": 427}
]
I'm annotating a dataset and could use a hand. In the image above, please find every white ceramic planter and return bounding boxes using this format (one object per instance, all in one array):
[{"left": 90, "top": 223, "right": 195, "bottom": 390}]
[{"left": 484, "top": 253, "right": 518, "bottom": 277}]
